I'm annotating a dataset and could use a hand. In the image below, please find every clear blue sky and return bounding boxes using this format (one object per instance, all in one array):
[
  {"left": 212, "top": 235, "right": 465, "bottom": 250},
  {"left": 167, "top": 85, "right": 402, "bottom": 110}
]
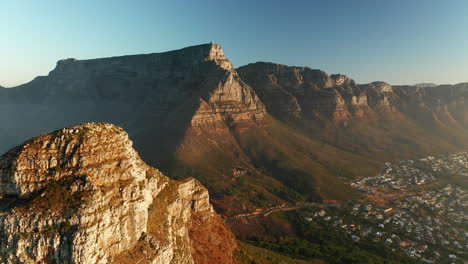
[{"left": 1, "top": 0, "right": 467, "bottom": 87}]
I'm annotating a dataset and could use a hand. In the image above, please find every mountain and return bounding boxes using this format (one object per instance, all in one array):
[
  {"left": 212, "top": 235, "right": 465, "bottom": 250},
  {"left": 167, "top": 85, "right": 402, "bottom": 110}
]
[
  {"left": 0, "top": 123, "right": 236, "bottom": 263},
  {"left": 237, "top": 62, "right": 468, "bottom": 157},
  {"left": 0, "top": 43, "right": 467, "bottom": 217},
  {"left": 237, "top": 62, "right": 397, "bottom": 121},
  {"left": 0, "top": 42, "right": 264, "bottom": 161}
]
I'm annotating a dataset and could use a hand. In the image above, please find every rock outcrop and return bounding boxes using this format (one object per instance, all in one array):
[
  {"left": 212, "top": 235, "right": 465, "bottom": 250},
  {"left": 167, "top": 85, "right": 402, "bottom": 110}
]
[{"left": 0, "top": 123, "right": 237, "bottom": 264}]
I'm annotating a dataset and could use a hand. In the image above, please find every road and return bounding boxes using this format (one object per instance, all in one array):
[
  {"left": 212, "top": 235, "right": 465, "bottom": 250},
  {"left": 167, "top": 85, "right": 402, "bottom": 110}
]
[{"left": 225, "top": 202, "right": 340, "bottom": 223}]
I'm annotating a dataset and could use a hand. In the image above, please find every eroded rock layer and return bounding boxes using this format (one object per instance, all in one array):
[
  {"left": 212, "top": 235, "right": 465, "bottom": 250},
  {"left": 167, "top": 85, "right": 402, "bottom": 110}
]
[
  {"left": 0, "top": 123, "right": 237, "bottom": 264},
  {"left": 237, "top": 62, "right": 467, "bottom": 132},
  {"left": 237, "top": 62, "right": 398, "bottom": 121}
]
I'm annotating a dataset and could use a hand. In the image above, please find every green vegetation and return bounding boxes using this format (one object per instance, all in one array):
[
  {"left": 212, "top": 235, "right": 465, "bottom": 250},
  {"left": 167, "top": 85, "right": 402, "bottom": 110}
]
[
  {"left": 53, "top": 164, "right": 65, "bottom": 173},
  {"left": 236, "top": 242, "right": 324, "bottom": 264},
  {"left": 16, "top": 176, "right": 88, "bottom": 217},
  {"left": 41, "top": 221, "right": 76, "bottom": 236},
  {"left": 245, "top": 210, "right": 420, "bottom": 264}
]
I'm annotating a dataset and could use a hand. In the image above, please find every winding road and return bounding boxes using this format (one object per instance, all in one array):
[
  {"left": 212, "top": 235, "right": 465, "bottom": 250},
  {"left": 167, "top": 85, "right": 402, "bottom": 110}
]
[{"left": 225, "top": 202, "right": 340, "bottom": 223}]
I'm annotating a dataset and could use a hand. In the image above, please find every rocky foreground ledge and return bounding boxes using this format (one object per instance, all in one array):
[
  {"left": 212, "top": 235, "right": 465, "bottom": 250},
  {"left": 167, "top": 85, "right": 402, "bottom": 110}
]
[{"left": 0, "top": 123, "right": 237, "bottom": 264}]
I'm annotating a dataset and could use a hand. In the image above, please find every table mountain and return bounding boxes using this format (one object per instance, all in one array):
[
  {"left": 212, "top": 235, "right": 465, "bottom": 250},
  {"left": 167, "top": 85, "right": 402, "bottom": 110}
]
[{"left": 0, "top": 42, "right": 265, "bottom": 165}]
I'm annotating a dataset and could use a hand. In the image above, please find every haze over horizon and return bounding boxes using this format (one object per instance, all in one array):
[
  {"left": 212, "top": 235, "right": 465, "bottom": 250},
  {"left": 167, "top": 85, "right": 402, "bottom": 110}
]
[{"left": 2, "top": 0, "right": 467, "bottom": 87}]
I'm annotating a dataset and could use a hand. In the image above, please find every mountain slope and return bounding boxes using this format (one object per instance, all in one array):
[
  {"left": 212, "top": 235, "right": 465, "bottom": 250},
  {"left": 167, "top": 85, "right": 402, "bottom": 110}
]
[{"left": 237, "top": 62, "right": 467, "bottom": 161}]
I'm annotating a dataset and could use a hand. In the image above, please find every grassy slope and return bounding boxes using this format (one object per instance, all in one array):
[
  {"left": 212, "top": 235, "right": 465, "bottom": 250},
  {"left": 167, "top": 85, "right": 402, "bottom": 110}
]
[
  {"left": 170, "top": 116, "right": 383, "bottom": 215},
  {"left": 306, "top": 112, "right": 463, "bottom": 162},
  {"left": 237, "top": 242, "right": 324, "bottom": 264},
  {"left": 168, "top": 109, "right": 467, "bottom": 216},
  {"left": 243, "top": 210, "right": 420, "bottom": 264}
]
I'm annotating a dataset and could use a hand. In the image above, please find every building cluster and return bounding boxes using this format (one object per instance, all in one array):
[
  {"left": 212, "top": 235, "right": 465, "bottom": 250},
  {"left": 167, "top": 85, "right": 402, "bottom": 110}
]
[
  {"left": 316, "top": 151, "right": 468, "bottom": 263},
  {"left": 305, "top": 198, "right": 466, "bottom": 263},
  {"left": 351, "top": 151, "right": 467, "bottom": 192}
]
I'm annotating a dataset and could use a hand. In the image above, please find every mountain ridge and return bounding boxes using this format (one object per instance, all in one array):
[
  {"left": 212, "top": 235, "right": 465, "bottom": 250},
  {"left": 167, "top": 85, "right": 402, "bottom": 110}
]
[{"left": 0, "top": 43, "right": 466, "bottom": 217}]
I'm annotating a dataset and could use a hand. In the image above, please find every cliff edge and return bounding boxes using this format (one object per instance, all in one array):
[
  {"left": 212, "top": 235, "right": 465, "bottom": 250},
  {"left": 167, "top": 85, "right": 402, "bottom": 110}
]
[{"left": 0, "top": 123, "right": 237, "bottom": 264}]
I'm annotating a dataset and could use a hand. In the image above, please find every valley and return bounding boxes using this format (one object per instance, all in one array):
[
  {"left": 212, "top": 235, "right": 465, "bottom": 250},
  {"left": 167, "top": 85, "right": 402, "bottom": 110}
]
[{"left": 231, "top": 151, "right": 467, "bottom": 263}]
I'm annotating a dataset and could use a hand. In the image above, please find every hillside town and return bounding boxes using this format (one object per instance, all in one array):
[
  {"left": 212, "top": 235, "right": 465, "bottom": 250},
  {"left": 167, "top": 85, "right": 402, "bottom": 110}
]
[
  {"left": 303, "top": 152, "right": 468, "bottom": 263},
  {"left": 351, "top": 152, "right": 467, "bottom": 192}
]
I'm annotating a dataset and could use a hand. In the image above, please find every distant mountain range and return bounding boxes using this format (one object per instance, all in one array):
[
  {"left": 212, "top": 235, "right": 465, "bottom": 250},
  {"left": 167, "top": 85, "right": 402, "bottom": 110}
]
[
  {"left": 413, "top": 83, "right": 438, "bottom": 88},
  {"left": 1, "top": 43, "right": 467, "bottom": 216}
]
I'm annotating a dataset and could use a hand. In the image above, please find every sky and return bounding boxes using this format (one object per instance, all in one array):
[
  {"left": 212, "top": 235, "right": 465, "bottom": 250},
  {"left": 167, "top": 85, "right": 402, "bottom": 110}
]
[{"left": 1, "top": 0, "right": 467, "bottom": 87}]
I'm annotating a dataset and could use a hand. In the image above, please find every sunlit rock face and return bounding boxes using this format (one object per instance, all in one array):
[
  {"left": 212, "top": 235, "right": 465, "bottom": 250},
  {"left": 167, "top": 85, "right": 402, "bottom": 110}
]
[
  {"left": 237, "top": 62, "right": 467, "bottom": 131},
  {"left": 237, "top": 62, "right": 399, "bottom": 122},
  {"left": 0, "top": 123, "right": 237, "bottom": 264}
]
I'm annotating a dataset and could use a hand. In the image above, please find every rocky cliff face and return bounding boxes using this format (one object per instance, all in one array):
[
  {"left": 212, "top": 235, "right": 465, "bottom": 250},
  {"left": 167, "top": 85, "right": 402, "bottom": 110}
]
[
  {"left": 1, "top": 42, "right": 264, "bottom": 123},
  {"left": 237, "top": 62, "right": 397, "bottom": 122},
  {"left": 0, "top": 123, "right": 237, "bottom": 264},
  {"left": 393, "top": 83, "right": 468, "bottom": 129},
  {"left": 237, "top": 62, "right": 467, "bottom": 131}
]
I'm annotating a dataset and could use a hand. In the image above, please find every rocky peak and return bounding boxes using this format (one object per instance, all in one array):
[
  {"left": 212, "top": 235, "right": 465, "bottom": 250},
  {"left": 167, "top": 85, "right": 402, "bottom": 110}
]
[
  {"left": 0, "top": 123, "right": 237, "bottom": 264},
  {"left": 53, "top": 58, "right": 80, "bottom": 73},
  {"left": 169, "top": 41, "right": 233, "bottom": 69},
  {"left": 205, "top": 42, "right": 234, "bottom": 70},
  {"left": 0, "top": 123, "right": 138, "bottom": 197},
  {"left": 368, "top": 81, "right": 393, "bottom": 93},
  {"left": 56, "top": 58, "right": 79, "bottom": 65},
  {"left": 331, "top": 74, "right": 355, "bottom": 86}
]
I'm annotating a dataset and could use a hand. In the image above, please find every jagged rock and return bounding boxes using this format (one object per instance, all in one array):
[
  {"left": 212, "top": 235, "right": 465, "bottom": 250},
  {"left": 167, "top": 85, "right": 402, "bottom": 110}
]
[
  {"left": 237, "top": 62, "right": 397, "bottom": 121},
  {"left": 367, "top": 82, "right": 393, "bottom": 93},
  {"left": 0, "top": 123, "right": 237, "bottom": 264},
  {"left": 331, "top": 74, "right": 355, "bottom": 86}
]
